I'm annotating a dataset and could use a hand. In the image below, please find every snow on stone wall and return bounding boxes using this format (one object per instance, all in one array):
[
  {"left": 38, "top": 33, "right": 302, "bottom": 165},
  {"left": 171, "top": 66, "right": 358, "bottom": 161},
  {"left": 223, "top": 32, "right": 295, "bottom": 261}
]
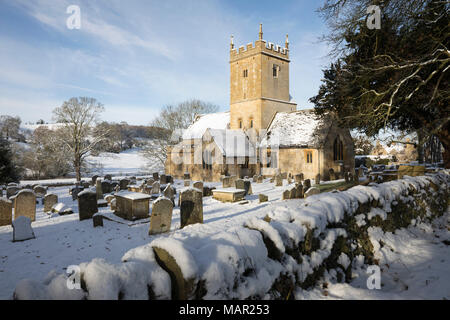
[{"left": 12, "top": 173, "right": 449, "bottom": 300}]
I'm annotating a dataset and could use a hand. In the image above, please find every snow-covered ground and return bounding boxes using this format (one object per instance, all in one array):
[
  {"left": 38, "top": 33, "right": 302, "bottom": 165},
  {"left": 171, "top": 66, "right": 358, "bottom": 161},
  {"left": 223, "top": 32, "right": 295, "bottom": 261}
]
[{"left": 0, "top": 177, "right": 448, "bottom": 300}]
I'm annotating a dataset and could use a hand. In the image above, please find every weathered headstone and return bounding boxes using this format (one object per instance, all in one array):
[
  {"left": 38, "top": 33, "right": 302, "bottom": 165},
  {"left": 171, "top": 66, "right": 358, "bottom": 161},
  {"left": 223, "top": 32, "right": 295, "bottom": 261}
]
[
  {"left": 203, "top": 186, "right": 215, "bottom": 197},
  {"left": 71, "top": 186, "right": 83, "bottom": 201},
  {"left": 96, "top": 179, "right": 103, "bottom": 200},
  {"left": 235, "top": 179, "right": 245, "bottom": 190},
  {"left": 289, "top": 187, "right": 296, "bottom": 199},
  {"left": 13, "top": 190, "right": 36, "bottom": 222},
  {"left": 184, "top": 180, "right": 190, "bottom": 187},
  {"left": 257, "top": 175, "right": 263, "bottom": 183},
  {"left": 163, "top": 184, "right": 175, "bottom": 205},
  {"left": 12, "top": 216, "right": 35, "bottom": 242},
  {"left": 295, "top": 183, "right": 304, "bottom": 199},
  {"left": 229, "top": 175, "right": 237, "bottom": 187},
  {"left": 118, "top": 179, "right": 129, "bottom": 190},
  {"left": 183, "top": 172, "right": 190, "bottom": 180},
  {"left": 166, "top": 175, "right": 173, "bottom": 184},
  {"left": 222, "top": 177, "right": 231, "bottom": 188},
  {"left": 77, "top": 190, "right": 98, "bottom": 221},
  {"left": 149, "top": 197, "right": 173, "bottom": 235},
  {"left": 104, "top": 194, "right": 115, "bottom": 204},
  {"left": 110, "top": 198, "right": 117, "bottom": 211},
  {"left": 252, "top": 175, "right": 258, "bottom": 182},
  {"left": 152, "top": 181, "right": 160, "bottom": 195},
  {"left": 258, "top": 194, "right": 268, "bottom": 203},
  {"left": 282, "top": 189, "right": 290, "bottom": 200},
  {"left": 6, "top": 186, "right": 20, "bottom": 199},
  {"left": 44, "top": 194, "right": 58, "bottom": 213},
  {"left": 160, "top": 174, "right": 167, "bottom": 184},
  {"left": 303, "top": 179, "right": 311, "bottom": 192},
  {"left": 295, "top": 173, "right": 304, "bottom": 183},
  {"left": 180, "top": 188, "right": 203, "bottom": 228},
  {"left": 104, "top": 174, "right": 112, "bottom": 181},
  {"left": 0, "top": 198, "right": 12, "bottom": 226},
  {"left": 91, "top": 175, "right": 99, "bottom": 185},
  {"left": 101, "top": 180, "right": 112, "bottom": 194},
  {"left": 153, "top": 172, "right": 159, "bottom": 180},
  {"left": 33, "top": 185, "right": 47, "bottom": 198},
  {"left": 93, "top": 214, "right": 103, "bottom": 227},
  {"left": 329, "top": 168, "right": 336, "bottom": 181},
  {"left": 315, "top": 174, "right": 321, "bottom": 185},
  {"left": 193, "top": 181, "right": 203, "bottom": 192},
  {"left": 275, "top": 174, "right": 283, "bottom": 187},
  {"left": 304, "top": 187, "right": 320, "bottom": 198}
]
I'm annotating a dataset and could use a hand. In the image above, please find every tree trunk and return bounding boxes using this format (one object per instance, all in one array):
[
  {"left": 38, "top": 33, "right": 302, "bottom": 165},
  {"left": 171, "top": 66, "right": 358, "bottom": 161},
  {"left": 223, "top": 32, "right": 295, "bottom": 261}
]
[
  {"left": 436, "top": 128, "right": 450, "bottom": 169},
  {"left": 417, "top": 129, "right": 424, "bottom": 164},
  {"left": 74, "top": 157, "right": 81, "bottom": 182}
]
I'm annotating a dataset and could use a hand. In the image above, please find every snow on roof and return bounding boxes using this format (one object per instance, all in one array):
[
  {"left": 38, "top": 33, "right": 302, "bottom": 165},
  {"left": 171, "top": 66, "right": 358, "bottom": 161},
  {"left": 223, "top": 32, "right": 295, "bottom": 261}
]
[
  {"left": 182, "top": 112, "right": 230, "bottom": 140},
  {"left": 206, "top": 129, "right": 256, "bottom": 157},
  {"left": 260, "top": 109, "right": 327, "bottom": 148}
]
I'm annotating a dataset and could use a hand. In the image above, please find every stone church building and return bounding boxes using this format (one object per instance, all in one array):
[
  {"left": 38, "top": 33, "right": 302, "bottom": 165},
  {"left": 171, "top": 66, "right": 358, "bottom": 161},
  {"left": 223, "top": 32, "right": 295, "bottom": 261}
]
[{"left": 165, "top": 25, "right": 354, "bottom": 182}]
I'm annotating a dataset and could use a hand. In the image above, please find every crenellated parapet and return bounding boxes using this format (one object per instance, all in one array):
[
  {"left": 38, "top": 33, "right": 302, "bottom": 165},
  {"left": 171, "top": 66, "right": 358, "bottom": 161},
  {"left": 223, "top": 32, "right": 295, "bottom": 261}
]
[{"left": 230, "top": 39, "right": 289, "bottom": 62}]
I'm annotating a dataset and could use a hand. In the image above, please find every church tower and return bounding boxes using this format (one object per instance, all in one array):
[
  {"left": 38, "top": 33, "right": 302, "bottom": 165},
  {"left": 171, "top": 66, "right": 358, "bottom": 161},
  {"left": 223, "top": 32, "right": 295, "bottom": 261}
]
[{"left": 229, "top": 24, "right": 296, "bottom": 132}]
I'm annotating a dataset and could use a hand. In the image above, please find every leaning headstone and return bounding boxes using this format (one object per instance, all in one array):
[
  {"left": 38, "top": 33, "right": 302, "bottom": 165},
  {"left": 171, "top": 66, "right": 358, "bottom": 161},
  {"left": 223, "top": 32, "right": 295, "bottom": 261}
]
[
  {"left": 0, "top": 198, "right": 12, "bottom": 226},
  {"left": 96, "top": 179, "right": 103, "bottom": 200},
  {"left": 304, "top": 187, "right": 320, "bottom": 198},
  {"left": 33, "top": 185, "right": 47, "bottom": 198},
  {"left": 149, "top": 197, "right": 173, "bottom": 235},
  {"left": 282, "top": 189, "right": 290, "bottom": 200},
  {"left": 303, "top": 179, "right": 311, "bottom": 192},
  {"left": 93, "top": 214, "right": 103, "bottom": 228},
  {"left": 151, "top": 181, "right": 160, "bottom": 195},
  {"left": 258, "top": 194, "right": 268, "bottom": 203},
  {"left": 163, "top": 184, "right": 175, "bottom": 205},
  {"left": 180, "top": 188, "right": 203, "bottom": 228},
  {"left": 77, "top": 190, "right": 98, "bottom": 221},
  {"left": 12, "top": 216, "right": 35, "bottom": 242},
  {"left": 44, "top": 194, "right": 58, "bottom": 213},
  {"left": 13, "top": 190, "right": 36, "bottom": 222},
  {"left": 329, "top": 168, "right": 336, "bottom": 181},
  {"left": 193, "top": 181, "right": 203, "bottom": 192}
]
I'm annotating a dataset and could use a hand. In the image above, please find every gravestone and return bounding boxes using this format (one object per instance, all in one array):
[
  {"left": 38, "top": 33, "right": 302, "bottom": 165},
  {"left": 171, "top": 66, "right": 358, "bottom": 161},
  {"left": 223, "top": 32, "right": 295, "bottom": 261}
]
[
  {"left": 13, "top": 190, "right": 36, "bottom": 222},
  {"left": 222, "top": 177, "right": 231, "bottom": 188},
  {"left": 110, "top": 198, "right": 117, "bottom": 211},
  {"left": 93, "top": 214, "right": 103, "bottom": 228},
  {"left": 82, "top": 181, "right": 90, "bottom": 189},
  {"left": 315, "top": 174, "right": 321, "bottom": 185},
  {"left": 282, "top": 189, "right": 290, "bottom": 200},
  {"left": 180, "top": 188, "right": 203, "bottom": 228},
  {"left": 12, "top": 216, "right": 35, "bottom": 242},
  {"left": 275, "top": 175, "right": 283, "bottom": 187},
  {"left": 193, "top": 181, "right": 203, "bottom": 192},
  {"left": 184, "top": 180, "right": 190, "bottom": 187},
  {"left": 101, "top": 180, "right": 112, "bottom": 194},
  {"left": 151, "top": 181, "right": 160, "bottom": 195},
  {"left": 295, "top": 183, "right": 304, "bottom": 199},
  {"left": 44, "top": 194, "right": 58, "bottom": 213},
  {"left": 183, "top": 172, "right": 190, "bottom": 180},
  {"left": 160, "top": 174, "right": 167, "bottom": 184},
  {"left": 329, "top": 168, "right": 336, "bottom": 181},
  {"left": 77, "top": 190, "right": 98, "bottom": 221},
  {"left": 104, "top": 174, "right": 112, "bottom": 181},
  {"left": 0, "top": 198, "right": 12, "bottom": 226},
  {"left": 96, "top": 179, "right": 103, "bottom": 200},
  {"left": 252, "top": 175, "right": 258, "bottom": 182},
  {"left": 236, "top": 180, "right": 252, "bottom": 196},
  {"left": 235, "top": 179, "right": 245, "bottom": 190},
  {"left": 289, "top": 187, "right": 296, "bottom": 199},
  {"left": 257, "top": 175, "right": 263, "bottom": 183},
  {"left": 153, "top": 172, "right": 159, "bottom": 181},
  {"left": 33, "top": 185, "right": 47, "bottom": 198},
  {"left": 119, "top": 179, "right": 130, "bottom": 190},
  {"left": 303, "top": 179, "right": 311, "bottom": 192},
  {"left": 71, "top": 186, "right": 83, "bottom": 201},
  {"left": 294, "top": 173, "right": 304, "bottom": 183},
  {"left": 6, "top": 186, "right": 20, "bottom": 199},
  {"left": 203, "top": 186, "right": 215, "bottom": 197},
  {"left": 163, "top": 184, "right": 175, "bottom": 205},
  {"left": 149, "top": 197, "right": 173, "bottom": 235},
  {"left": 91, "top": 175, "right": 99, "bottom": 185},
  {"left": 259, "top": 194, "right": 268, "bottom": 203},
  {"left": 51, "top": 203, "right": 73, "bottom": 215},
  {"left": 229, "top": 176, "right": 237, "bottom": 187},
  {"left": 166, "top": 175, "right": 173, "bottom": 184}
]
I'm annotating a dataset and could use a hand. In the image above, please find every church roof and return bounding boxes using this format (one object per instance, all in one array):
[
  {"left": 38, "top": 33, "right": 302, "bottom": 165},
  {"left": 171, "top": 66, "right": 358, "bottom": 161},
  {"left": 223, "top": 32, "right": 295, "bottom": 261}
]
[
  {"left": 182, "top": 111, "right": 230, "bottom": 140},
  {"left": 260, "top": 109, "right": 329, "bottom": 148},
  {"left": 206, "top": 129, "right": 256, "bottom": 157}
]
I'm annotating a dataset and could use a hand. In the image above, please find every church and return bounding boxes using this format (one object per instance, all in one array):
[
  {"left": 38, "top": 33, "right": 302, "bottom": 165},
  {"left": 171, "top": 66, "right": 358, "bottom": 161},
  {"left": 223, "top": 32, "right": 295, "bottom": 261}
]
[{"left": 165, "top": 25, "right": 354, "bottom": 182}]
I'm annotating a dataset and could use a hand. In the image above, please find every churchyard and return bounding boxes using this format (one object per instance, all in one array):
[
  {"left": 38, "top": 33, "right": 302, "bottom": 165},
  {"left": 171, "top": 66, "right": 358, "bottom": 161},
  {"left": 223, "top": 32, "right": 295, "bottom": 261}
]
[{"left": 0, "top": 165, "right": 449, "bottom": 300}]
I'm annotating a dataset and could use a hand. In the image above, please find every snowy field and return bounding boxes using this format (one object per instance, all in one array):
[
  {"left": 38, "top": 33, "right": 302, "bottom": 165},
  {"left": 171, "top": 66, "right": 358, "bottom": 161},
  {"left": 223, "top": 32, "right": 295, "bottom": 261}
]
[{"left": 0, "top": 178, "right": 449, "bottom": 300}]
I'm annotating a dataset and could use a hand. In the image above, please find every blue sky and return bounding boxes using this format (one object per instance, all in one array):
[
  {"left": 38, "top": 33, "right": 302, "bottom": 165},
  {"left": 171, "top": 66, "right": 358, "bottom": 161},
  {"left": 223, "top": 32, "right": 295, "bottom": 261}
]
[{"left": 0, "top": 0, "right": 332, "bottom": 125}]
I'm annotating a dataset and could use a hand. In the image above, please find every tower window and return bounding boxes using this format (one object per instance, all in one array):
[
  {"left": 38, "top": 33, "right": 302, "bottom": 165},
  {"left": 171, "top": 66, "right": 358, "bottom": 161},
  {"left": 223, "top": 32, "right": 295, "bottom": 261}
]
[
  {"left": 250, "top": 119, "right": 253, "bottom": 128},
  {"left": 273, "top": 64, "right": 279, "bottom": 78},
  {"left": 333, "top": 137, "right": 344, "bottom": 161},
  {"left": 243, "top": 69, "right": 248, "bottom": 78},
  {"left": 239, "top": 120, "right": 242, "bottom": 128}
]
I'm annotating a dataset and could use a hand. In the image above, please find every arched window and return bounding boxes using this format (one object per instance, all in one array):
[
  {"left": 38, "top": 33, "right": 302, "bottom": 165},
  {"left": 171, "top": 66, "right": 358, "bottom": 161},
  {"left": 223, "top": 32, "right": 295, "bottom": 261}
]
[{"left": 333, "top": 137, "right": 344, "bottom": 161}]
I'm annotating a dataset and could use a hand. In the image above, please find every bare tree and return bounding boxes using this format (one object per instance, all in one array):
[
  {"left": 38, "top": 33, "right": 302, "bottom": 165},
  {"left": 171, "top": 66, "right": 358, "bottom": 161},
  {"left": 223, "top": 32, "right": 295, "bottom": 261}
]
[
  {"left": 142, "top": 99, "right": 219, "bottom": 166},
  {"left": 52, "top": 97, "right": 108, "bottom": 181},
  {"left": 0, "top": 115, "right": 21, "bottom": 140}
]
